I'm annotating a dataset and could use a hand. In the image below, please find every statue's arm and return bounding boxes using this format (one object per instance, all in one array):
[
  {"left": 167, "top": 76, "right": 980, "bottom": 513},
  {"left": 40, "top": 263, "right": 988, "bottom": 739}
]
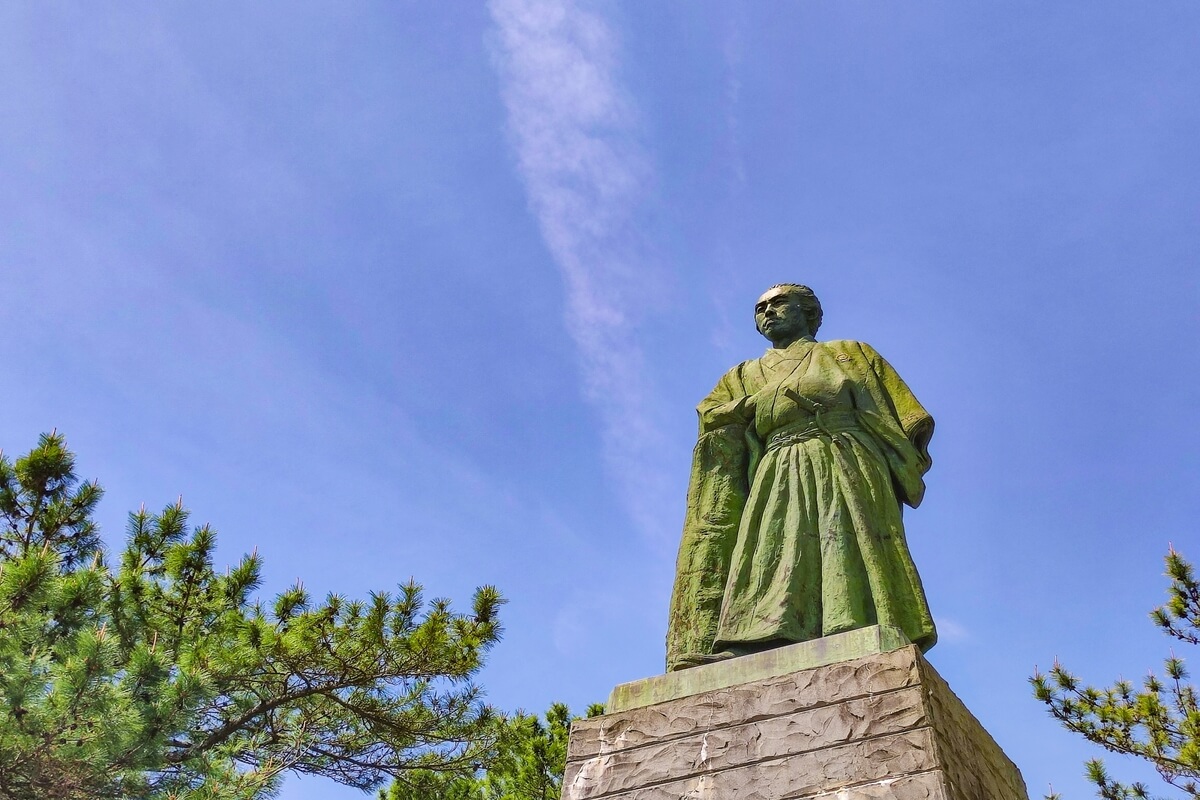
[
  {"left": 666, "top": 367, "right": 756, "bottom": 670},
  {"left": 696, "top": 366, "right": 756, "bottom": 434},
  {"left": 836, "top": 341, "right": 935, "bottom": 509},
  {"left": 860, "top": 342, "right": 934, "bottom": 458}
]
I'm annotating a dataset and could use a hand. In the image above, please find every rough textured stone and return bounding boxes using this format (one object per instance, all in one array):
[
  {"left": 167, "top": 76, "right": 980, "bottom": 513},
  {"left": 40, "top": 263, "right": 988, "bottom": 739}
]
[
  {"left": 568, "top": 729, "right": 937, "bottom": 800},
  {"left": 572, "top": 642, "right": 920, "bottom": 759},
  {"left": 564, "top": 645, "right": 1027, "bottom": 800},
  {"left": 792, "top": 771, "right": 950, "bottom": 800},
  {"left": 609, "top": 624, "right": 910, "bottom": 713},
  {"left": 918, "top": 659, "right": 1027, "bottom": 800},
  {"left": 565, "top": 687, "right": 926, "bottom": 796}
]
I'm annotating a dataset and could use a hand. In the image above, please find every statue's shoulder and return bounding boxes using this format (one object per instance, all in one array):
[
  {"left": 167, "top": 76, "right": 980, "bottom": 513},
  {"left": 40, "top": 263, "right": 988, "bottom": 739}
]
[
  {"left": 723, "top": 358, "right": 760, "bottom": 387},
  {"left": 818, "top": 339, "right": 880, "bottom": 360},
  {"left": 702, "top": 358, "right": 762, "bottom": 400},
  {"left": 716, "top": 356, "right": 761, "bottom": 377}
]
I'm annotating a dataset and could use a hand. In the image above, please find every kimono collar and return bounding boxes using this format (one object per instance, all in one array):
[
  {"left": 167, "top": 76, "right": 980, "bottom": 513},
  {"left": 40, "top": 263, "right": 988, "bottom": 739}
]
[{"left": 760, "top": 336, "right": 816, "bottom": 367}]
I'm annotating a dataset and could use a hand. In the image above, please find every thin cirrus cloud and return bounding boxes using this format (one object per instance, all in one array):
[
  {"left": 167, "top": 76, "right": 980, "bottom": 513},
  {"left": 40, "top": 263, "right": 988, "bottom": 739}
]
[{"left": 487, "top": 0, "right": 674, "bottom": 546}]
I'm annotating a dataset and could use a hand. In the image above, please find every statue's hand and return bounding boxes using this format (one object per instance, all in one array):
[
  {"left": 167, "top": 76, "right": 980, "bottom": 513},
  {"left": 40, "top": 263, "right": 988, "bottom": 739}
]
[{"left": 781, "top": 386, "right": 826, "bottom": 415}]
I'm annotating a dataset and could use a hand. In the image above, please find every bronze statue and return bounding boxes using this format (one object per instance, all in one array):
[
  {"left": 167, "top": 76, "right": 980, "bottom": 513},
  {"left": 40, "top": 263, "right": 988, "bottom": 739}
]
[{"left": 666, "top": 284, "right": 937, "bottom": 671}]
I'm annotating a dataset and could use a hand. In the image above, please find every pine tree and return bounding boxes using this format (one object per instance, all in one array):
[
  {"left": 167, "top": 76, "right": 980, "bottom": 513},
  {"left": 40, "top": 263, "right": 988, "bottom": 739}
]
[
  {"left": 1032, "top": 549, "right": 1200, "bottom": 800},
  {"left": 0, "top": 433, "right": 503, "bottom": 799},
  {"left": 381, "top": 702, "right": 604, "bottom": 800}
]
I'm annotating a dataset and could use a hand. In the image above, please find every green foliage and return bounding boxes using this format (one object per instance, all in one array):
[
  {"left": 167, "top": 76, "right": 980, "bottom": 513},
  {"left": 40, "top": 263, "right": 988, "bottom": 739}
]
[
  {"left": 1032, "top": 549, "right": 1200, "bottom": 800},
  {"left": 0, "top": 433, "right": 503, "bottom": 799},
  {"left": 381, "top": 702, "right": 605, "bottom": 800}
]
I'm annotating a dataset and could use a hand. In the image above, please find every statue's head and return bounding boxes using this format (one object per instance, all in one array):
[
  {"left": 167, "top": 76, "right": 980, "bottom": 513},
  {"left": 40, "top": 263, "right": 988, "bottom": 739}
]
[{"left": 754, "top": 284, "right": 823, "bottom": 345}]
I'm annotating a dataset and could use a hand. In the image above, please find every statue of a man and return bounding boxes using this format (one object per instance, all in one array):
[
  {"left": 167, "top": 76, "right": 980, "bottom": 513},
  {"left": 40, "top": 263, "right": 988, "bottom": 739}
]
[{"left": 666, "top": 284, "right": 937, "bottom": 671}]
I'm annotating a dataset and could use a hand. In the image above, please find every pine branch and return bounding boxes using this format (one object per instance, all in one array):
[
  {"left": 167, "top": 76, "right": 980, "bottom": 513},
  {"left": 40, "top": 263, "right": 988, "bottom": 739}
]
[{"left": 1033, "top": 550, "right": 1200, "bottom": 800}]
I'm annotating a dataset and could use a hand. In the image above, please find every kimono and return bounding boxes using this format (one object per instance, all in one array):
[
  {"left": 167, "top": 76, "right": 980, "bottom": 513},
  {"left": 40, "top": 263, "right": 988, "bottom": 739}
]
[{"left": 665, "top": 337, "right": 936, "bottom": 671}]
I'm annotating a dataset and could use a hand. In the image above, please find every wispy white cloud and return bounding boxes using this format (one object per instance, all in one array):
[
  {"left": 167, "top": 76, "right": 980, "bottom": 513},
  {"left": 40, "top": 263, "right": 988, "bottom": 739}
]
[
  {"left": 707, "top": 8, "right": 750, "bottom": 357},
  {"left": 488, "top": 0, "right": 673, "bottom": 545},
  {"left": 721, "top": 9, "right": 747, "bottom": 191}
]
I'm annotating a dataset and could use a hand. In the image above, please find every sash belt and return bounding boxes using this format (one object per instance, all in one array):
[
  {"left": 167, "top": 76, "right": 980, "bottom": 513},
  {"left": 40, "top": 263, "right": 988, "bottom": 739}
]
[{"left": 765, "top": 410, "right": 859, "bottom": 452}]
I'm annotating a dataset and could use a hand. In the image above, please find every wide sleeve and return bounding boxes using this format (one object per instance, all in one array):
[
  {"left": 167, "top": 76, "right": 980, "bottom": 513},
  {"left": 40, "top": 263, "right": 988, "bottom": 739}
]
[
  {"left": 696, "top": 368, "right": 756, "bottom": 433},
  {"left": 864, "top": 344, "right": 934, "bottom": 471},
  {"left": 843, "top": 342, "right": 935, "bottom": 508},
  {"left": 665, "top": 368, "right": 754, "bottom": 669}
]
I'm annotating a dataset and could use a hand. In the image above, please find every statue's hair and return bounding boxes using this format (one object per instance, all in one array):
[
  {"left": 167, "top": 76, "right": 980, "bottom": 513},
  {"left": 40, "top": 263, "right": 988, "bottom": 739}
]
[{"left": 759, "top": 283, "right": 823, "bottom": 336}]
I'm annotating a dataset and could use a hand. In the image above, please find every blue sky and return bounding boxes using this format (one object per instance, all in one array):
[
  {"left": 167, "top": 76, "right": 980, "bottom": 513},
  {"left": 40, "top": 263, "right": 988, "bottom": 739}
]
[{"left": 3, "top": 2, "right": 1199, "bottom": 797}]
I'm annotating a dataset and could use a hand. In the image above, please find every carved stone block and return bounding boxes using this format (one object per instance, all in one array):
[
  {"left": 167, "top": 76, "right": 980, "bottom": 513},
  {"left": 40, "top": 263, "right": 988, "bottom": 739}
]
[{"left": 564, "top": 639, "right": 1027, "bottom": 800}]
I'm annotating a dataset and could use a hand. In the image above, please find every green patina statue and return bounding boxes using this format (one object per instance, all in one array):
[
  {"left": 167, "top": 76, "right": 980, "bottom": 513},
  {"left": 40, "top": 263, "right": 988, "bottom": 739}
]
[{"left": 666, "top": 284, "right": 937, "bottom": 671}]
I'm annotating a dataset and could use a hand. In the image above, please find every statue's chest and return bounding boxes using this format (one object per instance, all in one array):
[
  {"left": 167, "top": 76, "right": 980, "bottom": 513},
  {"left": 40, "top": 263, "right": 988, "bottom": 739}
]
[{"left": 755, "top": 353, "right": 856, "bottom": 427}]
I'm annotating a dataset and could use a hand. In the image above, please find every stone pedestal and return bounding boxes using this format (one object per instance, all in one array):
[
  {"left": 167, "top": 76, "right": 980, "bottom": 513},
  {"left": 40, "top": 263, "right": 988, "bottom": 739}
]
[{"left": 563, "top": 627, "right": 1028, "bottom": 800}]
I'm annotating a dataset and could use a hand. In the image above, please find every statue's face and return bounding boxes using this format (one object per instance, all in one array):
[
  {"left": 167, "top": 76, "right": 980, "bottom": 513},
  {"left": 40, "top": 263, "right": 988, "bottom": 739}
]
[{"left": 755, "top": 287, "right": 810, "bottom": 345}]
